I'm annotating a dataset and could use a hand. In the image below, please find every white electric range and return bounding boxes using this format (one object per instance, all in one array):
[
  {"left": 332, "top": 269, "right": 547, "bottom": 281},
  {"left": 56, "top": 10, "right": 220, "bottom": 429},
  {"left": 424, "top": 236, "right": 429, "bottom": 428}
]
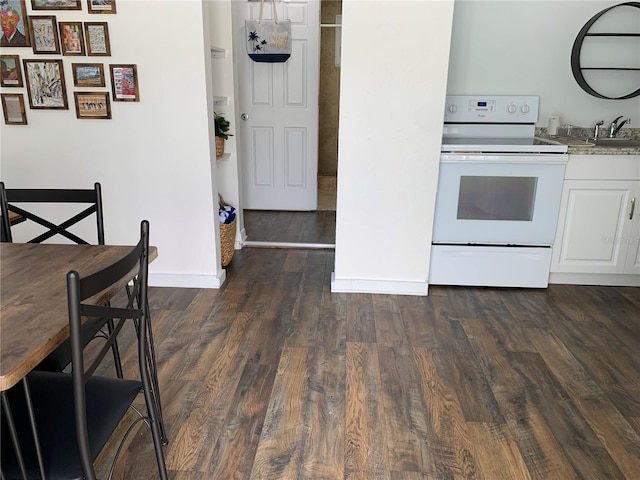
[{"left": 430, "top": 95, "right": 568, "bottom": 288}]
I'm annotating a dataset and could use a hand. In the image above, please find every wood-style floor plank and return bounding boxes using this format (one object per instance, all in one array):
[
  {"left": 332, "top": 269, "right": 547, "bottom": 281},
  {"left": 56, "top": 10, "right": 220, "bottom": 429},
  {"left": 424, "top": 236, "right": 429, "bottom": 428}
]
[
  {"left": 345, "top": 342, "right": 387, "bottom": 480},
  {"left": 410, "top": 347, "right": 481, "bottom": 479},
  {"left": 460, "top": 318, "right": 577, "bottom": 479},
  {"left": 298, "top": 344, "right": 345, "bottom": 480},
  {"left": 88, "top": 249, "right": 640, "bottom": 479},
  {"left": 528, "top": 328, "right": 640, "bottom": 479}
]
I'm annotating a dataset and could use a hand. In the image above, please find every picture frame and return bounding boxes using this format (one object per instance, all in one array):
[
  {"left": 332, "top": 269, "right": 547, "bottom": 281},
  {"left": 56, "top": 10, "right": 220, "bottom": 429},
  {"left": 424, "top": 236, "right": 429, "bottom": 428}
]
[
  {"left": 28, "top": 15, "right": 60, "bottom": 54},
  {"left": 23, "top": 59, "right": 68, "bottom": 109},
  {"left": 110, "top": 64, "right": 139, "bottom": 102},
  {"left": 31, "top": 0, "right": 81, "bottom": 10},
  {"left": 72, "top": 63, "right": 105, "bottom": 87},
  {"left": 1, "top": 0, "right": 31, "bottom": 47},
  {"left": 74, "top": 91, "right": 111, "bottom": 119},
  {"left": 1, "top": 93, "right": 27, "bottom": 125},
  {"left": 87, "top": 0, "right": 116, "bottom": 14},
  {"left": 1, "top": 55, "right": 24, "bottom": 87},
  {"left": 59, "top": 21, "right": 85, "bottom": 55},
  {"left": 84, "top": 22, "right": 111, "bottom": 56}
]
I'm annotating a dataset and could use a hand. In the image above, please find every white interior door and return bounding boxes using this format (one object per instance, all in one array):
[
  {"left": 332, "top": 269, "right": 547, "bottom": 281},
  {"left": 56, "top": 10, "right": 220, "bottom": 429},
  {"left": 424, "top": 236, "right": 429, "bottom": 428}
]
[{"left": 235, "top": 0, "right": 319, "bottom": 211}]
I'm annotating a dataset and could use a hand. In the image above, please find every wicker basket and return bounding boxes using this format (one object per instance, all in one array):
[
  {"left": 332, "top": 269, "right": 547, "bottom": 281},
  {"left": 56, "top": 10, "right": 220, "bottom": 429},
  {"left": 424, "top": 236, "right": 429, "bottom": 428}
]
[
  {"left": 219, "top": 217, "right": 236, "bottom": 267},
  {"left": 215, "top": 136, "right": 225, "bottom": 159}
]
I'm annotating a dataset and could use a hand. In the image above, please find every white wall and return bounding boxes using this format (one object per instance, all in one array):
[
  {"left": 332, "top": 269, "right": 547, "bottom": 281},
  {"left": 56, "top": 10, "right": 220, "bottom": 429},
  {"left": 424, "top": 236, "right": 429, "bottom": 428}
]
[
  {"left": 447, "top": 1, "right": 640, "bottom": 129},
  {"left": 208, "top": 0, "right": 244, "bottom": 247},
  {"left": 0, "top": 0, "right": 224, "bottom": 288},
  {"left": 331, "top": 0, "right": 455, "bottom": 295}
]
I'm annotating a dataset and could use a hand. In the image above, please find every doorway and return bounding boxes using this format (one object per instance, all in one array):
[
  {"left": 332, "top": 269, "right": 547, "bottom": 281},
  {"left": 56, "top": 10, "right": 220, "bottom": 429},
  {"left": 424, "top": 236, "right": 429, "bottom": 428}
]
[
  {"left": 243, "top": 0, "right": 341, "bottom": 246},
  {"left": 317, "top": 0, "right": 341, "bottom": 213}
]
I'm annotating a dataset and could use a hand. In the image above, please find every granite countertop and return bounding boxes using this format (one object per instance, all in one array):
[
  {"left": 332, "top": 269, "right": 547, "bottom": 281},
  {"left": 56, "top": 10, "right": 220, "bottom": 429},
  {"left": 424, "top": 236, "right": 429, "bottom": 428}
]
[{"left": 536, "top": 127, "right": 640, "bottom": 155}]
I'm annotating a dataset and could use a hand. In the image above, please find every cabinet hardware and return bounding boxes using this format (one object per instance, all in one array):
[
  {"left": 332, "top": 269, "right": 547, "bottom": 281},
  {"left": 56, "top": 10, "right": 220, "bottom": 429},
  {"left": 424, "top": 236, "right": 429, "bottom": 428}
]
[{"left": 631, "top": 197, "right": 636, "bottom": 220}]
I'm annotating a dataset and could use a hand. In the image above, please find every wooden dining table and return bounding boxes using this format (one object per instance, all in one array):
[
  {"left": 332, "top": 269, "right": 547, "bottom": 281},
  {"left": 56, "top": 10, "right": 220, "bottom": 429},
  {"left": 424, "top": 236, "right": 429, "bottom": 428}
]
[{"left": 0, "top": 242, "right": 157, "bottom": 392}]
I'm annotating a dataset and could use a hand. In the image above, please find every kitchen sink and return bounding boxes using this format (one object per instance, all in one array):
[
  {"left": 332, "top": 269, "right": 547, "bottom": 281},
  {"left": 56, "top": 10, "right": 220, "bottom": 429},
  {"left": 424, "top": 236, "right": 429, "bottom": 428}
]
[{"left": 592, "top": 138, "right": 640, "bottom": 148}]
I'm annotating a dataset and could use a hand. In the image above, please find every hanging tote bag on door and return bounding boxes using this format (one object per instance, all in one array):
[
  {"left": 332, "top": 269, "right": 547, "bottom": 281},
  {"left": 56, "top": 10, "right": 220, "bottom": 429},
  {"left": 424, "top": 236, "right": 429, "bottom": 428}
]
[{"left": 245, "top": 0, "right": 291, "bottom": 63}]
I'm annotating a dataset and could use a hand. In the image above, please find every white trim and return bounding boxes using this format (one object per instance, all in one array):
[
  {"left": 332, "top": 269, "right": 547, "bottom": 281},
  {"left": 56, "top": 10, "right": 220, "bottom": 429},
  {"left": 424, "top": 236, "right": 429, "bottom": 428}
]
[
  {"left": 237, "top": 227, "right": 247, "bottom": 249},
  {"left": 244, "top": 241, "right": 335, "bottom": 250},
  {"left": 149, "top": 271, "right": 226, "bottom": 289},
  {"left": 549, "top": 272, "right": 640, "bottom": 287},
  {"left": 330, "top": 272, "right": 429, "bottom": 296}
]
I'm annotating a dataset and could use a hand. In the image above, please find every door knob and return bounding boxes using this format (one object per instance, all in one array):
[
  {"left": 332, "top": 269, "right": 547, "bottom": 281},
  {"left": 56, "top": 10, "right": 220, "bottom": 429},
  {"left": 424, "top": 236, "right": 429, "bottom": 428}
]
[{"left": 241, "top": 113, "right": 249, "bottom": 121}]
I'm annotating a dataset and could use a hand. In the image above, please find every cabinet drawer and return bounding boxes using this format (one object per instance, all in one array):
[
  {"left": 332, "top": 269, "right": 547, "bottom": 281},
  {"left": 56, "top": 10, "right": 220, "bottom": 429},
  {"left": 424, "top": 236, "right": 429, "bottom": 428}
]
[{"left": 565, "top": 154, "right": 640, "bottom": 180}]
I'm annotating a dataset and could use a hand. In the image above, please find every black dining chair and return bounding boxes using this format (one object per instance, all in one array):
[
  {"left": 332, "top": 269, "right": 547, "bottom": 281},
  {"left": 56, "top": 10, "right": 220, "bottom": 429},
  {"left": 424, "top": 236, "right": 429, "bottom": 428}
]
[
  {"left": 0, "top": 220, "right": 168, "bottom": 480},
  {"left": 0, "top": 182, "right": 105, "bottom": 244},
  {"left": 0, "top": 181, "right": 123, "bottom": 378}
]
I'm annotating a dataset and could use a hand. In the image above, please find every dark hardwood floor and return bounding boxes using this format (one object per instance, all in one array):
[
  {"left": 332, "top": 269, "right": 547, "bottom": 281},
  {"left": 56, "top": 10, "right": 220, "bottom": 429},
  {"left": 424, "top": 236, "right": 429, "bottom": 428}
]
[
  {"left": 96, "top": 248, "right": 640, "bottom": 479},
  {"left": 244, "top": 210, "right": 336, "bottom": 244}
]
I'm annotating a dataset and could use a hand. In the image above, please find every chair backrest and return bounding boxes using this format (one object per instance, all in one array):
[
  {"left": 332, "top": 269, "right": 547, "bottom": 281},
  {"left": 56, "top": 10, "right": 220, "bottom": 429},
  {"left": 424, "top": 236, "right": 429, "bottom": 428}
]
[
  {"left": 0, "top": 182, "right": 105, "bottom": 244},
  {"left": 66, "top": 220, "right": 160, "bottom": 478},
  {"left": 0, "top": 220, "right": 166, "bottom": 480}
]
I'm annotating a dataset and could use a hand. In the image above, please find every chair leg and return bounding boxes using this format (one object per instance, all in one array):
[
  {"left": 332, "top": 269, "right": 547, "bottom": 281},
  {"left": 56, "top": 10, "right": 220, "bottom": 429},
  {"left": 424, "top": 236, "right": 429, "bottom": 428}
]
[
  {"left": 143, "top": 309, "right": 168, "bottom": 444},
  {"left": 148, "top": 413, "right": 169, "bottom": 480},
  {"left": 1, "top": 392, "right": 29, "bottom": 480}
]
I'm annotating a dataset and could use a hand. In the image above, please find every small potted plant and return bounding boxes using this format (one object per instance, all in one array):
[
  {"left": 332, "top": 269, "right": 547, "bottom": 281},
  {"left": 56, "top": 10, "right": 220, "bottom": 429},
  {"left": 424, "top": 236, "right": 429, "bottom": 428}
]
[{"left": 214, "top": 112, "right": 233, "bottom": 159}]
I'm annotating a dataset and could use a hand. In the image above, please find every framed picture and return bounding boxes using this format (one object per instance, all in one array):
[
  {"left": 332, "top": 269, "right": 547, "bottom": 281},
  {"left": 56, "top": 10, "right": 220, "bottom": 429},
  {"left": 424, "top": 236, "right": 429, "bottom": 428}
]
[
  {"left": 87, "top": 0, "right": 116, "bottom": 14},
  {"left": 28, "top": 15, "right": 60, "bottom": 54},
  {"left": 84, "top": 22, "right": 110, "bottom": 56},
  {"left": 72, "top": 63, "right": 105, "bottom": 87},
  {"left": 59, "top": 21, "right": 85, "bottom": 55},
  {"left": 110, "top": 64, "right": 139, "bottom": 102},
  {"left": 1, "top": 93, "right": 27, "bottom": 125},
  {"left": 1, "top": 55, "right": 23, "bottom": 87},
  {"left": 31, "top": 0, "right": 81, "bottom": 10},
  {"left": 0, "top": 0, "right": 31, "bottom": 47},
  {"left": 74, "top": 91, "right": 111, "bottom": 119},
  {"left": 23, "top": 59, "right": 68, "bottom": 109}
]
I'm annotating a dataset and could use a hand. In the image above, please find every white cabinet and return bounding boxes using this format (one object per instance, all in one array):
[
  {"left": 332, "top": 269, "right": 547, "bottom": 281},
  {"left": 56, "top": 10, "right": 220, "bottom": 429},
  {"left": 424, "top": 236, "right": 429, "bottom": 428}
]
[{"left": 550, "top": 154, "right": 640, "bottom": 286}]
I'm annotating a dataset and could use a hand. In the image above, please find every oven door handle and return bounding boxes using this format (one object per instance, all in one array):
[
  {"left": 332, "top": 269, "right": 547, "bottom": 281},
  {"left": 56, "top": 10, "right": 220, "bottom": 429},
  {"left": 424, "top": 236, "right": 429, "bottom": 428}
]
[{"left": 630, "top": 197, "right": 636, "bottom": 220}]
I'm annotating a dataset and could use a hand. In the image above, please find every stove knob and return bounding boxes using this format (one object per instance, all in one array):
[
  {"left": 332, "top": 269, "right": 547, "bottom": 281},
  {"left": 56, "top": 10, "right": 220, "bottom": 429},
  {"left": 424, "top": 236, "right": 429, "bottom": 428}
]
[
  {"left": 507, "top": 104, "right": 517, "bottom": 114},
  {"left": 521, "top": 104, "right": 530, "bottom": 114},
  {"left": 448, "top": 104, "right": 457, "bottom": 113}
]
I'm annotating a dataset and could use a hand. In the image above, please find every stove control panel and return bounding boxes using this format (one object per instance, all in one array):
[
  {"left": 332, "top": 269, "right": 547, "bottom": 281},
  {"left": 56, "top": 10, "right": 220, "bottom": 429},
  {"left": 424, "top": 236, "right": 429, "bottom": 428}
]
[{"left": 444, "top": 95, "right": 539, "bottom": 123}]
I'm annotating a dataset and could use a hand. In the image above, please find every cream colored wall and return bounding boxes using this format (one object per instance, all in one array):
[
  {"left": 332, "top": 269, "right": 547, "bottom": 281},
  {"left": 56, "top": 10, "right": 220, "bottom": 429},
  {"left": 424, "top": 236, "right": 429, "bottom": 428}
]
[
  {"left": 0, "top": 0, "right": 224, "bottom": 288},
  {"left": 208, "top": 0, "right": 243, "bottom": 247},
  {"left": 332, "top": 0, "right": 455, "bottom": 295},
  {"left": 447, "top": 1, "right": 640, "bottom": 129}
]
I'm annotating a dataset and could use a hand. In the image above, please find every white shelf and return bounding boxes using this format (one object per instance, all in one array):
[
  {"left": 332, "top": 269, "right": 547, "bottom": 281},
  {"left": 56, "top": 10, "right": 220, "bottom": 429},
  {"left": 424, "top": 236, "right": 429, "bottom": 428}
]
[
  {"left": 210, "top": 46, "right": 226, "bottom": 58},
  {"left": 216, "top": 153, "right": 231, "bottom": 161},
  {"left": 213, "top": 96, "right": 228, "bottom": 106}
]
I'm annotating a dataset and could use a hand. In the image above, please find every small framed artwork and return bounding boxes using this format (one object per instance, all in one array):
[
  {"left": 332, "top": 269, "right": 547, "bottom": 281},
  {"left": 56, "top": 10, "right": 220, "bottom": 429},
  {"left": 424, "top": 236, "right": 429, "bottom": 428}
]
[
  {"left": 1, "top": 93, "right": 27, "bottom": 125},
  {"left": 31, "top": 0, "right": 81, "bottom": 10},
  {"left": 84, "top": 22, "right": 111, "bottom": 56},
  {"left": 87, "top": 0, "right": 116, "bottom": 14},
  {"left": 28, "top": 15, "right": 60, "bottom": 54},
  {"left": 23, "top": 59, "right": 68, "bottom": 109},
  {"left": 0, "top": 0, "right": 31, "bottom": 47},
  {"left": 74, "top": 91, "right": 111, "bottom": 119},
  {"left": 110, "top": 64, "right": 139, "bottom": 102},
  {"left": 1, "top": 55, "right": 24, "bottom": 87},
  {"left": 72, "top": 63, "right": 105, "bottom": 87},
  {"left": 59, "top": 22, "right": 85, "bottom": 55}
]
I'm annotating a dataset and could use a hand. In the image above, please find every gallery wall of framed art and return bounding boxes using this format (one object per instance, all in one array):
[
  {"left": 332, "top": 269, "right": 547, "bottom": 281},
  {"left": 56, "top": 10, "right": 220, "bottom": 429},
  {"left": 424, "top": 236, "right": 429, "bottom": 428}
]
[{"left": 0, "top": 0, "right": 139, "bottom": 124}]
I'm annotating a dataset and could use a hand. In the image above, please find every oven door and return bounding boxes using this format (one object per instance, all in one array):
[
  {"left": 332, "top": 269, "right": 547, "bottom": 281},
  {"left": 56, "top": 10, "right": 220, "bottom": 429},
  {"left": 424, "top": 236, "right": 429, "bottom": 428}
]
[{"left": 433, "top": 154, "right": 567, "bottom": 245}]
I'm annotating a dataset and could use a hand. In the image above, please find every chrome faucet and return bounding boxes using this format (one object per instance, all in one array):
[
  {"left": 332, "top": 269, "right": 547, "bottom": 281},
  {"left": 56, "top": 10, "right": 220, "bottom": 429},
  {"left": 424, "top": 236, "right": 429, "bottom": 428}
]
[
  {"left": 609, "top": 116, "right": 631, "bottom": 138},
  {"left": 593, "top": 120, "right": 604, "bottom": 140}
]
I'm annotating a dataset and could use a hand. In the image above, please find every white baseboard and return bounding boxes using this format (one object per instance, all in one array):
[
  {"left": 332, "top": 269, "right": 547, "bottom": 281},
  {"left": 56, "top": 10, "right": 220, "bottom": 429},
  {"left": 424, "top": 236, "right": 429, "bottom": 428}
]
[
  {"left": 149, "top": 271, "right": 226, "bottom": 289},
  {"left": 549, "top": 272, "right": 640, "bottom": 287},
  {"left": 330, "top": 272, "right": 429, "bottom": 296},
  {"left": 244, "top": 240, "right": 335, "bottom": 249},
  {"left": 237, "top": 227, "right": 247, "bottom": 249}
]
